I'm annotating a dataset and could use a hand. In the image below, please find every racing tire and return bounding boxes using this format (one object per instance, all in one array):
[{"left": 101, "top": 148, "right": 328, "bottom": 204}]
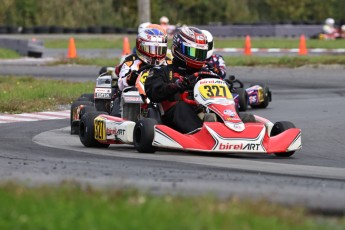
[
  {"left": 79, "top": 111, "right": 110, "bottom": 148},
  {"left": 250, "top": 84, "right": 270, "bottom": 109},
  {"left": 233, "top": 88, "right": 248, "bottom": 111},
  {"left": 80, "top": 93, "right": 94, "bottom": 103},
  {"left": 70, "top": 100, "right": 94, "bottom": 135},
  {"left": 239, "top": 113, "right": 256, "bottom": 123},
  {"left": 133, "top": 118, "right": 157, "bottom": 153},
  {"left": 271, "top": 121, "right": 296, "bottom": 157},
  {"left": 95, "top": 99, "right": 111, "bottom": 113},
  {"left": 122, "top": 103, "right": 141, "bottom": 122}
]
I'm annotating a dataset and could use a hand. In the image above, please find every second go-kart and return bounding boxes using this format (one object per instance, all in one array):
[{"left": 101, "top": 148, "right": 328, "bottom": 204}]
[{"left": 226, "top": 76, "right": 272, "bottom": 112}]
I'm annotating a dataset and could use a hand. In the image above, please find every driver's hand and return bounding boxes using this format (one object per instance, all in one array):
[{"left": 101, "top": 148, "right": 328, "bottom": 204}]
[
  {"left": 186, "top": 74, "right": 197, "bottom": 85},
  {"left": 127, "top": 71, "right": 139, "bottom": 85},
  {"left": 175, "top": 77, "right": 190, "bottom": 93}
]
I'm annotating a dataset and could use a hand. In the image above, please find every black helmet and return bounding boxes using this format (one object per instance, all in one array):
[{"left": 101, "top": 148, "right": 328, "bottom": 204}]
[{"left": 171, "top": 26, "right": 208, "bottom": 69}]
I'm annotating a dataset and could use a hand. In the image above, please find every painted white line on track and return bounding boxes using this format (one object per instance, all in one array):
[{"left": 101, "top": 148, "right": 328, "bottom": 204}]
[{"left": 0, "top": 110, "right": 69, "bottom": 124}]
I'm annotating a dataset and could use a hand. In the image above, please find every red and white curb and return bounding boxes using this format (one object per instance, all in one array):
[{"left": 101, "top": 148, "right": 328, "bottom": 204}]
[
  {"left": 215, "top": 48, "right": 345, "bottom": 53},
  {"left": 0, "top": 110, "right": 69, "bottom": 124}
]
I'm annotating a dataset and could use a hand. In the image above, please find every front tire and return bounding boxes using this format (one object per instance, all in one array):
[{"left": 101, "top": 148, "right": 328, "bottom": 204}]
[
  {"left": 79, "top": 111, "right": 110, "bottom": 148},
  {"left": 271, "top": 121, "right": 296, "bottom": 157},
  {"left": 70, "top": 100, "right": 94, "bottom": 135},
  {"left": 133, "top": 118, "right": 157, "bottom": 153},
  {"left": 233, "top": 88, "right": 248, "bottom": 111}
]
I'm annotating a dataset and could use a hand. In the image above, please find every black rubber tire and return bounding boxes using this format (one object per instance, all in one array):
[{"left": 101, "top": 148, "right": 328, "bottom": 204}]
[
  {"left": 95, "top": 99, "right": 111, "bottom": 113},
  {"left": 250, "top": 84, "right": 270, "bottom": 109},
  {"left": 80, "top": 93, "right": 94, "bottom": 103},
  {"left": 271, "top": 121, "right": 296, "bottom": 157},
  {"left": 110, "top": 98, "right": 121, "bottom": 117},
  {"left": 133, "top": 118, "right": 157, "bottom": 153},
  {"left": 99, "top": 66, "right": 109, "bottom": 75},
  {"left": 239, "top": 113, "right": 256, "bottom": 123},
  {"left": 70, "top": 100, "right": 94, "bottom": 134},
  {"left": 122, "top": 103, "right": 141, "bottom": 121},
  {"left": 79, "top": 111, "right": 110, "bottom": 148},
  {"left": 233, "top": 88, "right": 248, "bottom": 111}
]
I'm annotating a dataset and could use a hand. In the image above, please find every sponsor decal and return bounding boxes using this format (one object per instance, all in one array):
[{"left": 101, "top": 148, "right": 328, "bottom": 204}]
[
  {"left": 223, "top": 109, "right": 235, "bottom": 117},
  {"left": 249, "top": 95, "right": 257, "bottom": 103},
  {"left": 219, "top": 143, "right": 261, "bottom": 151},
  {"left": 95, "top": 92, "right": 111, "bottom": 99},
  {"left": 123, "top": 96, "right": 142, "bottom": 102},
  {"left": 95, "top": 88, "right": 111, "bottom": 93},
  {"left": 106, "top": 128, "right": 125, "bottom": 136}
]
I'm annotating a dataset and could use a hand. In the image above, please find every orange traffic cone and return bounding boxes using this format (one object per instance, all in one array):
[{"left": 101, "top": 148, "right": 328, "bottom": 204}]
[
  {"left": 298, "top": 35, "right": 308, "bottom": 55},
  {"left": 67, "top": 37, "right": 77, "bottom": 59},
  {"left": 120, "top": 36, "right": 131, "bottom": 62},
  {"left": 244, "top": 35, "right": 252, "bottom": 55}
]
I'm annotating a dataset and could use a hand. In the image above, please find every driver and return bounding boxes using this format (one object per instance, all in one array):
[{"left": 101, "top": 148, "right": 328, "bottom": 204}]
[
  {"left": 202, "top": 30, "right": 227, "bottom": 79},
  {"left": 111, "top": 25, "right": 170, "bottom": 116},
  {"left": 144, "top": 26, "right": 210, "bottom": 134},
  {"left": 118, "top": 24, "right": 169, "bottom": 91}
]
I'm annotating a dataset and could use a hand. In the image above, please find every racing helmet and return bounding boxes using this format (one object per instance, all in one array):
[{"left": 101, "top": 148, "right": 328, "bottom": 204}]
[
  {"left": 325, "top": 18, "right": 335, "bottom": 26},
  {"left": 138, "top": 22, "right": 151, "bottom": 33},
  {"left": 136, "top": 25, "right": 168, "bottom": 66},
  {"left": 171, "top": 26, "right": 208, "bottom": 69},
  {"left": 160, "top": 16, "right": 169, "bottom": 25},
  {"left": 201, "top": 30, "right": 214, "bottom": 59}
]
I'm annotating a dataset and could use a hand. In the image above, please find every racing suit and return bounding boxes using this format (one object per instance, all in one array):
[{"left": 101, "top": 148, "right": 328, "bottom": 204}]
[
  {"left": 144, "top": 59, "right": 203, "bottom": 134},
  {"left": 206, "top": 54, "right": 226, "bottom": 79}
]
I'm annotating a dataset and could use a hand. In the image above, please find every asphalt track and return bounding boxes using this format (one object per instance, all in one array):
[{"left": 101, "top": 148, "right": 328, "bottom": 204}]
[{"left": 1, "top": 64, "right": 345, "bottom": 214}]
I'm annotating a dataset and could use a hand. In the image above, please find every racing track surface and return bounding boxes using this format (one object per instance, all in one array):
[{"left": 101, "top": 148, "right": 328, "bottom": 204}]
[{"left": 1, "top": 65, "right": 345, "bottom": 214}]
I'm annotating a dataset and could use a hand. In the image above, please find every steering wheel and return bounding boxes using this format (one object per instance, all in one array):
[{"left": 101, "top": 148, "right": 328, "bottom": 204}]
[{"left": 180, "top": 71, "right": 221, "bottom": 106}]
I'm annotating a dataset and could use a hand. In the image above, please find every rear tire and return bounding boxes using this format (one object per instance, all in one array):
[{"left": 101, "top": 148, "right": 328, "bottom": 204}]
[
  {"left": 271, "top": 121, "right": 296, "bottom": 157},
  {"left": 80, "top": 93, "right": 94, "bottom": 103},
  {"left": 70, "top": 100, "right": 94, "bottom": 135},
  {"left": 233, "top": 88, "right": 248, "bottom": 111},
  {"left": 122, "top": 103, "right": 141, "bottom": 121},
  {"left": 95, "top": 99, "right": 111, "bottom": 113},
  {"left": 79, "top": 111, "right": 110, "bottom": 148},
  {"left": 133, "top": 118, "right": 157, "bottom": 153}
]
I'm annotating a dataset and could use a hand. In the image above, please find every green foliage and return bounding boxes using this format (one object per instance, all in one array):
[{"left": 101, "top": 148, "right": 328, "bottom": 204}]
[{"left": 1, "top": 0, "right": 345, "bottom": 27}]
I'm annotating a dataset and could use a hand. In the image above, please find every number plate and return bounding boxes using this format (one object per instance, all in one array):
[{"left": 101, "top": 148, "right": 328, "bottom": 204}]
[
  {"left": 199, "top": 83, "right": 232, "bottom": 99},
  {"left": 94, "top": 117, "right": 106, "bottom": 141}
]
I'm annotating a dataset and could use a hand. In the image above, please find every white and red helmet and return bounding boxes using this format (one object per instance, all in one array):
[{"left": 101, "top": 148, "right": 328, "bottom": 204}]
[
  {"left": 136, "top": 25, "right": 168, "bottom": 66},
  {"left": 172, "top": 26, "right": 208, "bottom": 69}
]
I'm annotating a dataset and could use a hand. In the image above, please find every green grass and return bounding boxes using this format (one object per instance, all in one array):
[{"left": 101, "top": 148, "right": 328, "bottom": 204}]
[
  {"left": 43, "top": 36, "right": 345, "bottom": 49},
  {"left": 0, "top": 183, "right": 344, "bottom": 230},
  {"left": 49, "top": 55, "right": 345, "bottom": 68},
  {"left": 0, "top": 76, "right": 94, "bottom": 113},
  {"left": 0, "top": 48, "right": 21, "bottom": 59}
]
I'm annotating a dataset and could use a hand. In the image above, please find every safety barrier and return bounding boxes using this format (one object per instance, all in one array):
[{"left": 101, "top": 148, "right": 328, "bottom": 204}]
[{"left": 0, "top": 38, "right": 44, "bottom": 57}]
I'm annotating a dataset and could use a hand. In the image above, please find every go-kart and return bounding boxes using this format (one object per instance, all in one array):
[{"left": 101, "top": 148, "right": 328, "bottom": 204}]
[
  {"left": 78, "top": 71, "right": 301, "bottom": 157},
  {"left": 225, "top": 76, "right": 272, "bottom": 112},
  {"left": 70, "top": 68, "right": 118, "bottom": 134}
]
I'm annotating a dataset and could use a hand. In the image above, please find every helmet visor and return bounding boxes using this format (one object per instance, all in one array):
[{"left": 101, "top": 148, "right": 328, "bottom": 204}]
[
  {"left": 181, "top": 42, "right": 208, "bottom": 60},
  {"left": 140, "top": 41, "right": 167, "bottom": 57}
]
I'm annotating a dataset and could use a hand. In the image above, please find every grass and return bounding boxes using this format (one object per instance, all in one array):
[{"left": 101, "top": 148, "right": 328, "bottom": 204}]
[
  {"left": 0, "top": 48, "right": 21, "bottom": 59},
  {"left": 49, "top": 55, "right": 345, "bottom": 68},
  {"left": 0, "top": 76, "right": 94, "bottom": 113},
  {"left": 0, "top": 182, "right": 344, "bottom": 230},
  {"left": 43, "top": 36, "right": 345, "bottom": 49}
]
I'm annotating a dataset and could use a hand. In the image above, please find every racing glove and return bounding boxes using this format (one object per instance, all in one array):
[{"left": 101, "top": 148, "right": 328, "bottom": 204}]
[
  {"left": 126, "top": 70, "right": 139, "bottom": 86},
  {"left": 175, "top": 77, "right": 190, "bottom": 93}
]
